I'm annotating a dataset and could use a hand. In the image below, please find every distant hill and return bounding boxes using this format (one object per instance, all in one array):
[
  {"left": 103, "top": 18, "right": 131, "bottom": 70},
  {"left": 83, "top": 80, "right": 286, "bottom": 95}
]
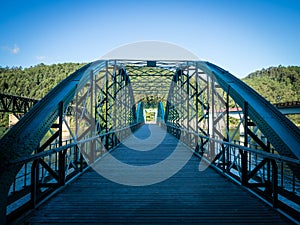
[
  {"left": 1, "top": 63, "right": 298, "bottom": 103},
  {"left": 0, "top": 63, "right": 86, "bottom": 136},
  {"left": 0, "top": 63, "right": 85, "bottom": 99},
  {"left": 242, "top": 65, "right": 300, "bottom": 126},
  {"left": 242, "top": 65, "right": 300, "bottom": 103}
]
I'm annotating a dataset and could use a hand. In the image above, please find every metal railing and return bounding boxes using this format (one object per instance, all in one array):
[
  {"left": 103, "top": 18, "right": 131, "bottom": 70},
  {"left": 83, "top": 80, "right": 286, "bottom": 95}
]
[
  {"left": 165, "top": 123, "right": 300, "bottom": 221},
  {"left": 6, "top": 122, "right": 143, "bottom": 223}
]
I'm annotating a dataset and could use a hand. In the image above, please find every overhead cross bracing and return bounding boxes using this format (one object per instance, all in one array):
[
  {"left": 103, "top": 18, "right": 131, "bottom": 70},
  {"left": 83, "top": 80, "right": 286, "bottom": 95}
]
[{"left": 121, "top": 61, "right": 180, "bottom": 105}]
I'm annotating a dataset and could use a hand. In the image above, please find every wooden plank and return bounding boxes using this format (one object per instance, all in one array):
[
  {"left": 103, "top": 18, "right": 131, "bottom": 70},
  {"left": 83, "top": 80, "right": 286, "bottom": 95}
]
[{"left": 21, "top": 125, "right": 292, "bottom": 224}]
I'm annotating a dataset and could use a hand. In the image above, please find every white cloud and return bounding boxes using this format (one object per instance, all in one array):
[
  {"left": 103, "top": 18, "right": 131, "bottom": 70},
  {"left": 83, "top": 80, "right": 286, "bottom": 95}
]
[
  {"left": 11, "top": 44, "right": 20, "bottom": 54},
  {"left": 2, "top": 44, "right": 20, "bottom": 54},
  {"left": 36, "top": 56, "right": 46, "bottom": 60}
]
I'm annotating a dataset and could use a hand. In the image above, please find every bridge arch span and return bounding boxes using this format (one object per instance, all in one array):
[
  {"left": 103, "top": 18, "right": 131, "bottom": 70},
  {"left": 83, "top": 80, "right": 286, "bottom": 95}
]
[{"left": 0, "top": 59, "right": 300, "bottom": 224}]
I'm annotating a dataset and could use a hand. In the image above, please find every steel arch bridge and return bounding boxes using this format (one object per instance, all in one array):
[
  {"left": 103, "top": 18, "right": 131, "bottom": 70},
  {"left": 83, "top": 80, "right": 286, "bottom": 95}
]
[{"left": 0, "top": 60, "right": 299, "bottom": 224}]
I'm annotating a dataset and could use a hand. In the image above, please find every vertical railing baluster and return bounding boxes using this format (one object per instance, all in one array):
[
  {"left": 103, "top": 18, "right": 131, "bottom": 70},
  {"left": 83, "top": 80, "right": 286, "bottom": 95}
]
[
  {"left": 271, "top": 160, "right": 278, "bottom": 208},
  {"left": 30, "top": 159, "right": 39, "bottom": 208}
]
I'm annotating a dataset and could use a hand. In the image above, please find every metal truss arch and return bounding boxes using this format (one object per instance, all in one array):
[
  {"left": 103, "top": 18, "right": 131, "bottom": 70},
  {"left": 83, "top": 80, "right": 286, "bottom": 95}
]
[
  {"left": 1, "top": 59, "right": 300, "bottom": 224},
  {"left": 0, "top": 60, "right": 140, "bottom": 224},
  {"left": 197, "top": 61, "right": 300, "bottom": 160},
  {"left": 164, "top": 61, "right": 300, "bottom": 175}
]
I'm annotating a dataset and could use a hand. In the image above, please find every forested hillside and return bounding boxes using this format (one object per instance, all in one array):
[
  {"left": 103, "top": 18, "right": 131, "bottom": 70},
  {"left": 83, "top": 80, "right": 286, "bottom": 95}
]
[
  {"left": 1, "top": 63, "right": 298, "bottom": 103},
  {"left": 242, "top": 65, "right": 300, "bottom": 103},
  {"left": 243, "top": 65, "right": 300, "bottom": 125},
  {"left": 0, "top": 63, "right": 85, "bottom": 99}
]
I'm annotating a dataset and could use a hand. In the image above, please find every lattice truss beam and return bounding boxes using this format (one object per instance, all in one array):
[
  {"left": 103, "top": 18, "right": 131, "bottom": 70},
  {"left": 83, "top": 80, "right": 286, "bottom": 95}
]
[
  {"left": 73, "top": 61, "right": 137, "bottom": 163},
  {"left": 0, "top": 94, "right": 38, "bottom": 118},
  {"left": 165, "top": 62, "right": 283, "bottom": 159},
  {"left": 165, "top": 63, "right": 209, "bottom": 148}
]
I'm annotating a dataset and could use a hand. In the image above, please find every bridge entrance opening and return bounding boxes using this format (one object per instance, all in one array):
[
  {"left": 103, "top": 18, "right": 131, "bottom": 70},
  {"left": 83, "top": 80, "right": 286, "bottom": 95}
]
[{"left": 144, "top": 108, "right": 157, "bottom": 124}]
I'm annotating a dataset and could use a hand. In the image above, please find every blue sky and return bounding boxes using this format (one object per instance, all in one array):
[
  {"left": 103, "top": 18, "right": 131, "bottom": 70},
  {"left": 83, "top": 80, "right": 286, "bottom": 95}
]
[{"left": 0, "top": 0, "right": 299, "bottom": 78}]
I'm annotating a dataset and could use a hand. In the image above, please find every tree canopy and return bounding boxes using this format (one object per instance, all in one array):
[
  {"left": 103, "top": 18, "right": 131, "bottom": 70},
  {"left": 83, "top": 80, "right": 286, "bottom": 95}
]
[
  {"left": 242, "top": 65, "right": 300, "bottom": 126},
  {"left": 242, "top": 65, "right": 300, "bottom": 103},
  {"left": 0, "top": 63, "right": 85, "bottom": 99}
]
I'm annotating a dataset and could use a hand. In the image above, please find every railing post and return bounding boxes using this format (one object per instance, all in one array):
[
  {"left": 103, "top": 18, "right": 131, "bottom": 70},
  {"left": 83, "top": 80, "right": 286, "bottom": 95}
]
[
  {"left": 80, "top": 148, "right": 84, "bottom": 172},
  {"left": 222, "top": 143, "right": 226, "bottom": 173},
  {"left": 200, "top": 137, "right": 204, "bottom": 155},
  {"left": 271, "top": 159, "right": 278, "bottom": 208},
  {"left": 30, "top": 159, "right": 39, "bottom": 208},
  {"left": 195, "top": 134, "right": 199, "bottom": 153},
  {"left": 240, "top": 151, "right": 248, "bottom": 186},
  {"left": 58, "top": 152, "right": 65, "bottom": 186}
]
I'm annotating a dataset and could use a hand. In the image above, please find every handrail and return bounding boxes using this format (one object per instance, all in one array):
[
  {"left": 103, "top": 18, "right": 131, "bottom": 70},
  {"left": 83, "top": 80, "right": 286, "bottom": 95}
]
[
  {"left": 8, "top": 123, "right": 142, "bottom": 166},
  {"left": 6, "top": 122, "right": 143, "bottom": 224},
  {"left": 165, "top": 123, "right": 300, "bottom": 165}
]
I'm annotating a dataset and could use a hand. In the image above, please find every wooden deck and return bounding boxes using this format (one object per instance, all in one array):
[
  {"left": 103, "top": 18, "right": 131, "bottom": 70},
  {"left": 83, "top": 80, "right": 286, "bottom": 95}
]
[{"left": 21, "top": 125, "right": 292, "bottom": 224}]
